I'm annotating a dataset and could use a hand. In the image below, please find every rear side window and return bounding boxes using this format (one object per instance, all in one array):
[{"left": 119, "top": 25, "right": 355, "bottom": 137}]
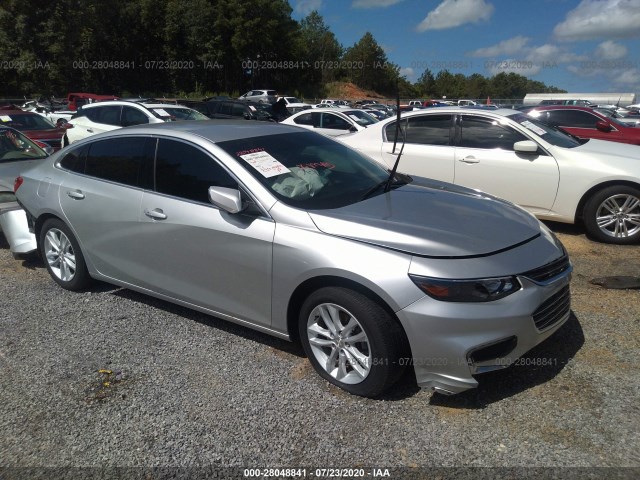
[
  {"left": 293, "top": 112, "right": 314, "bottom": 126},
  {"left": 84, "top": 137, "right": 153, "bottom": 187},
  {"left": 91, "top": 106, "right": 122, "bottom": 126},
  {"left": 385, "top": 115, "right": 452, "bottom": 145},
  {"left": 59, "top": 144, "right": 89, "bottom": 173},
  {"left": 155, "top": 139, "right": 237, "bottom": 204}
]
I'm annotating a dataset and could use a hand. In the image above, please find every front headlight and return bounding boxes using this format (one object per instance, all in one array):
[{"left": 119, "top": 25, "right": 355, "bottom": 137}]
[{"left": 409, "top": 274, "right": 521, "bottom": 302}]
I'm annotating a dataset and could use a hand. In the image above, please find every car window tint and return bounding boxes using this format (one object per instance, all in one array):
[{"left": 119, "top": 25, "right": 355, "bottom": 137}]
[
  {"left": 294, "top": 112, "right": 313, "bottom": 126},
  {"left": 59, "top": 144, "right": 89, "bottom": 173},
  {"left": 546, "top": 110, "right": 599, "bottom": 129},
  {"left": 121, "top": 106, "right": 150, "bottom": 127},
  {"left": 85, "top": 137, "right": 151, "bottom": 187},
  {"left": 155, "top": 139, "right": 237, "bottom": 204},
  {"left": 385, "top": 115, "right": 452, "bottom": 145},
  {"left": 93, "top": 106, "right": 122, "bottom": 126},
  {"left": 321, "top": 113, "right": 350, "bottom": 130},
  {"left": 220, "top": 102, "right": 233, "bottom": 116},
  {"left": 232, "top": 103, "right": 246, "bottom": 117},
  {"left": 460, "top": 115, "right": 527, "bottom": 150}
]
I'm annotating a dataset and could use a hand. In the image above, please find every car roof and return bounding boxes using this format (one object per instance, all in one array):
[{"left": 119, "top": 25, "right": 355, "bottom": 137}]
[
  {"left": 393, "top": 107, "right": 521, "bottom": 118},
  {"left": 525, "top": 105, "right": 594, "bottom": 112},
  {"left": 83, "top": 120, "right": 303, "bottom": 143},
  {"left": 144, "top": 103, "right": 195, "bottom": 109}
]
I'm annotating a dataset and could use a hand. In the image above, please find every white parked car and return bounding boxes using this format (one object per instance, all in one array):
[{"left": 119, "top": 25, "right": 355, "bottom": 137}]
[
  {"left": 280, "top": 109, "right": 378, "bottom": 137},
  {"left": 277, "top": 96, "right": 311, "bottom": 109},
  {"left": 238, "top": 89, "right": 277, "bottom": 104},
  {"left": 63, "top": 101, "right": 208, "bottom": 145},
  {"left": 340, "top": 107, "right": 640, "bottom": 244}
]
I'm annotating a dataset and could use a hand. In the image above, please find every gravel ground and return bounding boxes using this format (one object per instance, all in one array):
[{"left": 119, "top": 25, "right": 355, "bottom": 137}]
[{"left": 0, "top": 223, "right": 638, "bottom": 480}]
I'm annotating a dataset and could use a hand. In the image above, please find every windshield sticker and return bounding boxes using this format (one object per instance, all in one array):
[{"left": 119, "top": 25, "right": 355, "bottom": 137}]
[
  {"left": 521, "top": 120, "right": 547, "bottom": 136},
  {"left": 248, "top": 106, "right": 256, "bottom": 112},
  {"left": 153, "top": 108, "right": 170, "bottom": 117},
  {"left": 296, "top": 161, "right": 335, "bottom": 170},
  {"left": 239, "top": 149, "right": 290, "bottom": 178},
  {"left": 0, "top": 115, "right": 12, "bottom": 122}
]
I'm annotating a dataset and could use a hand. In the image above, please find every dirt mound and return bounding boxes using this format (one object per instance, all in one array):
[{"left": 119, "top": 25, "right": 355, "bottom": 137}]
[{"left": 324, "top": 82, "right": 386, "bottom": 101}]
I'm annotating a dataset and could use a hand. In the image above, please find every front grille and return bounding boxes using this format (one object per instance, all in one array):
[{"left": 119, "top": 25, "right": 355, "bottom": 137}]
[
  {"left": 522, "top": 255, "right": 571, "bottom": 283},
  {"left": 533, "top": 285, "right": 571, "bottom": 331}
]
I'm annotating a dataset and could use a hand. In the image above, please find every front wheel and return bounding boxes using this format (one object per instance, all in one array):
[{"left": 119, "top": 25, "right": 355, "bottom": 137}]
[
  {"left": 39, "top": 218, "right": 92, "bottom": 290},
  {"left": 299, "top": 287, "right": 407, "bottom": 397},
  {"left": 583, "top": 186, "right": 640, "bottom": 244}
]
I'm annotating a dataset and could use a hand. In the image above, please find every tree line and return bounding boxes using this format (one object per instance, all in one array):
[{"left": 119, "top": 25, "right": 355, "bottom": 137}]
[{"left": 0, "top": 0, "right": 565, "bottom": 99}]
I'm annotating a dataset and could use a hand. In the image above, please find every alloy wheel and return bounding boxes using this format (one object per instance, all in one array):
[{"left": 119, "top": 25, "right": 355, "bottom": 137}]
[
  {"left": 44, "top": 228, "right": 77, "bottom": 282},
  {"left": 306, "top": 303, "right": 372, "bottom": 385},
  {"left": 595, "top": 193, "right": 640, "bottom": 238}
]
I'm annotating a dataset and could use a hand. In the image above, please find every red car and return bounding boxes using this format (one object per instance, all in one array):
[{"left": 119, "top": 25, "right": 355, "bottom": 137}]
[
  {"left": 525, "top": 105, "right": 640, "bottom": 145},
  {"left": 0, "top": 107, "right": 67, "bottom": 150},
  {"left": 66, "top": 92, "right": 119, "bottom": 111}
]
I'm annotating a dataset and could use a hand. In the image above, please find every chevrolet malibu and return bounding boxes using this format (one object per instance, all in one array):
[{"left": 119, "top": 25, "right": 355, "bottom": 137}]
[{"left": 15, "top": 122, "right": 572, "bottom": 397}]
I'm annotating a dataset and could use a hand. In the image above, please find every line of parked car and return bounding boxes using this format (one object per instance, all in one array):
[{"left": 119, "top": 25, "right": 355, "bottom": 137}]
[{"left": 0, "top": 88, "right": 638, "bottom": 399}]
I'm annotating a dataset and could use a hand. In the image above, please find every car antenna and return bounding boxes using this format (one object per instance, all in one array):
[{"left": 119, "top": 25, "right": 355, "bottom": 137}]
[{"left": 384, "top": 80, "right": 407, "bottom": 193}]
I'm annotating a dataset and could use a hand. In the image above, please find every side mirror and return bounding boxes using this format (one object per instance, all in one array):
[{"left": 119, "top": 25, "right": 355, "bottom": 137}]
[
  {"left": 513, "top": 140, "right": 539, "bottom": 153},
  {"left": 208, "top": 186, "right": 244, "bottom": 214},
  {"left": 349, "top": 125, "right": 358, "bottom": 132},
  {"left": 596, "top": 121, "right": 612, "bottom": 132}
]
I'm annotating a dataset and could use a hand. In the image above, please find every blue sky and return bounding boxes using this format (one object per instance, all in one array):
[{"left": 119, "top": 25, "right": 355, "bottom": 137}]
[{"left": 288, "top": 0, "right": 640, "bottom": 95}]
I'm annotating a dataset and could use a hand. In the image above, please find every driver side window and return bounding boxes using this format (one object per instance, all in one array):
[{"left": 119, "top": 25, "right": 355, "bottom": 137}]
[
  {"left": 459, "top": 115, "right": 527, "bottom": 150},
  {"left": 155, "top": 139, "right": 237, "bottom": 204}
]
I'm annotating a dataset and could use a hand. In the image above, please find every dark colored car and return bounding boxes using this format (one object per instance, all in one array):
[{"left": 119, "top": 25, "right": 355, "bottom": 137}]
[
  {"left": 524, "top": 106, "right": 640, "bottom": 146},
  {"left": 0, "top": 108, "right": 67, "bottom": 150},
  {"left": 203, "top": 100, "right": 275, "bottom": 121}
]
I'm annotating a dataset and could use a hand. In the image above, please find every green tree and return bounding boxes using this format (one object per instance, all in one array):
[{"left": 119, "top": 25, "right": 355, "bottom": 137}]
[
  {"left": 298, "top": 10, "right": 342, "bottom": 92},
  {"left": 342, "top": 32, "right": 395, "bottom": 94}
]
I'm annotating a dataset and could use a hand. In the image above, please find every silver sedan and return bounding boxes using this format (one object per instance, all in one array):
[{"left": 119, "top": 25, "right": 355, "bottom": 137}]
[{"left": 15, "top": 121, "right": 572, "bottom": 397}]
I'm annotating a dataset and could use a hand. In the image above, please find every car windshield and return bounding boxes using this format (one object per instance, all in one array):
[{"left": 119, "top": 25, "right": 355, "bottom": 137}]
[
  {"left": 152, "top": 107, "right": 208, "bottom": 121},
  {"left": 285, "top": 97, "right": 301, "bottom": 103},
  {"left": 508, "top": 113, "right": 582, "bottom": 148},
  {"left": 218, "top": 131, "right": 404, "bottom": 210},
  {"left": 0, "top": 128, "right": 48, "bottom": 161},
  {"left": 342, "top": 110, "right": 378, "bottom": 126},
  {"left": 0, "top": 113, "right": 56, "bottom": 130}
]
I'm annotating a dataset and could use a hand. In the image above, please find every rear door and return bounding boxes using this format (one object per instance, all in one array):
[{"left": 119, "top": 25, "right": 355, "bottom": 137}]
[
  {"left": 380, "top": 113, "right": 455, "bottom": 182},
  {"left": 453, "top": 114, "right": 559, "bottom": 214},
  {"left": 58, "top": 136, "right": 153, "bottom": 279}
]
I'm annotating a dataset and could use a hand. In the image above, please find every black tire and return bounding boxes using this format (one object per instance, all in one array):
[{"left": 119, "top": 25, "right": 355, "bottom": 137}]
[
  {"left": 39, "top": 218, "right": 92, "bottom": 290},
  {"left": 583, "top": 185, "right": 640, "bottom": 245},
  {"left": 299, "top": 286, "right": 407, "bottom": 397}
]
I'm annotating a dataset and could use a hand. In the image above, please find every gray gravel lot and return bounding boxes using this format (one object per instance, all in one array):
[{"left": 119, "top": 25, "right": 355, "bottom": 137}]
[{"left": 0, "top": 223, "right": 638, "bottom": 479}]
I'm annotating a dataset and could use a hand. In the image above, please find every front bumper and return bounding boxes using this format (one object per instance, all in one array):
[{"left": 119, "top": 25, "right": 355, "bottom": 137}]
[
  {"left": 0, "top": 203, "right": 37, "bottom": 255},
  {"left": 397, "top": 268, "right": 571, "bottom": 395}
]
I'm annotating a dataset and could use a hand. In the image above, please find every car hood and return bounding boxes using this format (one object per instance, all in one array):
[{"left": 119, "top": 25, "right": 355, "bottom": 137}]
[
  {"left": 574, "top": 138, "right": 640, "bottom": 155},
  {"left": 308, "top": 178, "right": 541, "bottom": 258}
]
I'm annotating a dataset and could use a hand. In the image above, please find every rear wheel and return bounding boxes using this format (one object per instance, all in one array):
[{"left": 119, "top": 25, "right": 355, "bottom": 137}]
[
  {"left": 299, "top": 287, "right": 407, "bottom": 397},
  {"left": 583, "top": 186, "right": 640, "bottom": 244},
  {"left": 39, "top": 218, "right": 91, "bottom": 290}
]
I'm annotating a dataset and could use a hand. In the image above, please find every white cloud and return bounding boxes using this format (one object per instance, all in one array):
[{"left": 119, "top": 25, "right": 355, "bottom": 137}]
[
  {"left": 416, "top": 0, "right": 494, "bottom": 32},
  {"left": 399, "top": 67, "right": 415, "bottom": 80},
  {"left": 468, "top": 36, "right": 529, "bottom": 57},
  {"left": 554, "top": 0, "right": 640, "bottom": 41},
  {"left": 595, "top": 40, "right": 628, "bottom": 60},
  {"left": 352, "top": 0, "right": 404, "bottom": 8},
  {"left": 295, "top": 0, "right": 322, "bottom": 15},
  {"left": 524, "top": 44, "right": 587, "bottom": 64}
]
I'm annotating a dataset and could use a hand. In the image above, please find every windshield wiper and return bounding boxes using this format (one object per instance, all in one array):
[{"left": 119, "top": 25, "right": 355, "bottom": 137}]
[{"left": 360, "top": 176, "right": 405, "bottom": 201}]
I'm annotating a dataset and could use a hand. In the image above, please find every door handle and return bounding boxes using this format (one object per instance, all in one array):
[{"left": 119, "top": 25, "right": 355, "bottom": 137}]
[
  {"left": 459, "top": 156, "right": 480, "bottom": 164},
  {"left": 66, "top": 190, "right": 85, "bottom": 200},
  {"left": 144, "top": 208, "right": 167, "bottom": 220},
  {"left": 87, "top": 128, "right": 93, "bottom": 133}
]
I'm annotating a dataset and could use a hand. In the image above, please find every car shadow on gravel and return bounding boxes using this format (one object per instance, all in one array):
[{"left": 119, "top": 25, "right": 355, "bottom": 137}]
[
  {"left": 110, "top": 288, "right": 306, "bottom": 358},
  {"left": 429, "top": 312, "right": 585, "bottom": 409},
  {"left": 543, "top": 220, "right": 585, "bottom": 238}
]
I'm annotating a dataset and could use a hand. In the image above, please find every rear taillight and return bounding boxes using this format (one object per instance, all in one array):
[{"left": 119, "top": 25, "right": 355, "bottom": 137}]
[{"left": 14, "top": 176, "right": 23, "bottom": 193}]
